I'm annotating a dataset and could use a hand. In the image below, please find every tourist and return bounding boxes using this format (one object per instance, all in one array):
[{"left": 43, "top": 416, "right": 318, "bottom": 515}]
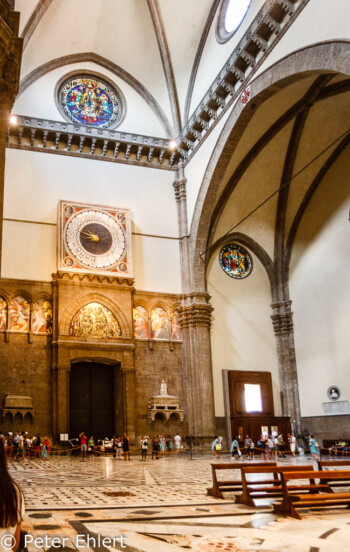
[
  {"left": 88, "top": 435, "right": 95, "bottom": 457},
  {"left": 79, "top": 432, "right": 87, "bottom": 462},
  {"left": 277, "top": 432, "right": 285, "bottom": 458},
  {"left": 230, "top": 436, "right": 241, "bottom": 458},
  {"left": 165, "top": 435, "right": 173, "bottom": 457},
  {"left": 41, "top": 441, "right": 48, "bottom": 460},
  {"left": 115, "top": 436, "right": 122, "bottom": 460},
  {"left": 211, "top": 436, "right": 223, "bottom": 458},
  {"left": 152, "top": 434, "right": 160, "bottom": 459},
  {"left": 140, "top": 436, "right": 148, "bottom": 461},
  {"left": 159, "top": 435, "right": 166, "bottom": 455},
  {"left": 288, "top": 433, "right": 297, "bottom": 458},
  {"left": 0, "top": 439, "right": 25, "bottom": 552},
  {"left": 259, "top": 434, "right": 267, "bottom": 459},
  {"left": 309, "top": 434, "right": 319, "bottom": 461},
  {"left": 122, "top": 433, "right": 130, "bottom": 461},
  {"left": 15, "top": 433, "right": 25, "bottom": 462},
  {"left": 34, "top": 433, "right": 41, "bottom": 458},
  {"left": 267, "top": 435, "right": 275, "bottom": 460},
  {"left": 174, "top": 432, "right": 182, "bottom": 455},
  {"left": 245, "top": 435, "right": 254, "bottom": 459},
  {"left": 44, "top": 436, "right": 50, "bottom": 454}
]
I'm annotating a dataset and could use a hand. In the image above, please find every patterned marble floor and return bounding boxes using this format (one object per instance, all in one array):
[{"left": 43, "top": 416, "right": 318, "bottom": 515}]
[{"left": 8, "top": 453, "right": 350, "bottom": 552}]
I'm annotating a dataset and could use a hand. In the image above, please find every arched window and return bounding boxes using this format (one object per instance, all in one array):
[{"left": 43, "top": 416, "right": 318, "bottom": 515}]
[
  {"left": 151, "top": 307, "right": 169, "bottom": 340},
  {"left": 133, "top": 306, "right": 149, "bottom": 339},
  {"left": 70, "top": 302, "right": 121, "bottom": 338}
]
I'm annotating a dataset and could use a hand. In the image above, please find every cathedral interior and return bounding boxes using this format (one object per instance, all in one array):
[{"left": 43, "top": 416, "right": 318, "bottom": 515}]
[{"left": 0, "top": 0, "right": 350, "bottom": 550}]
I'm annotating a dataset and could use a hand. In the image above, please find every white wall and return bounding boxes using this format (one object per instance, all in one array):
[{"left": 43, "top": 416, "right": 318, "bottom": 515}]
[
  {"left": 2, "top": 149, "right": 181, "bottom": 293},
  {"left": 290, "top": 151, "right": 350, "bottom": 417},
  {"left": 207, "top": 246, "right": 281, "bottom": 418}
]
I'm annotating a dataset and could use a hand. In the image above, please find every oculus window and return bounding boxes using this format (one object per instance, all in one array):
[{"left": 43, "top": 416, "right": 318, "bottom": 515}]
[
  {"left": 219, "top": 243, "right": 252, "bottom": 279},
  {"left": 58, "top": 74, "right": 124, "bottom": 129},
  {"left": 217, "top": 0, "right": 252, "bottom": 43}
]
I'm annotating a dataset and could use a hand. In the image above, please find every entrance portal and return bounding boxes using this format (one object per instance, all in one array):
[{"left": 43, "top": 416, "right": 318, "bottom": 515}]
[{"left": 69, "top": 360, "right": 117, "bottom": 439}]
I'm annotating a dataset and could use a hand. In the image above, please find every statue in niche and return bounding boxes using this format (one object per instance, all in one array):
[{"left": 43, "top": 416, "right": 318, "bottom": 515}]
[{"left": 160, "top": 380, "right": 168, "bottom": 396}]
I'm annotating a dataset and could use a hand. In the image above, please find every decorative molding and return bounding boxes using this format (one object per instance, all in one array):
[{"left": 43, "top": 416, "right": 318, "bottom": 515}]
[
  {"left": 53, "top": 270, "right": 134, "bottom": 287},
  {"left": 7, "top": 115, "right": 176, "bottom": 170},
  {"left": 271, "top": 300, "right": 294, "bottom": 335},
  {"left": 173, "top": 178, "right": 187, "bottom": 202},
  {"left": 177, "top": 302, "right": 213, "bottom": 328}
]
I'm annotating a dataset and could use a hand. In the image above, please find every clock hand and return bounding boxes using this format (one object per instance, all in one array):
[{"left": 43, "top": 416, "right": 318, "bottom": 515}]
[{"left": 81, "top": 231, "right": 100, "bottom": 242}]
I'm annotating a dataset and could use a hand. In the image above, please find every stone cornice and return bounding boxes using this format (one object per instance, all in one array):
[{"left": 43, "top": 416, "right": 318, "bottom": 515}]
[
  {"left": 6, "top": 0, "right": 309, "bottom": 169},
  {"left": 52, "top": 270, "right": 134, "bottom": 287}
]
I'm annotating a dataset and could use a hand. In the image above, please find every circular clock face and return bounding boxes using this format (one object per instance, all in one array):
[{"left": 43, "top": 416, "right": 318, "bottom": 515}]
[{"left": 65, "top": 210, "right": 126, "bottom": 270}]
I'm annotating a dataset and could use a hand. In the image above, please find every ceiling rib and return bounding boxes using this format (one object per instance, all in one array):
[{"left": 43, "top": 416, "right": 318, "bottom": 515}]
[
  {"left": 21, "top": 0, "right": 54, "bottom": 50},
  {"left": 147, "top": 0, "right": 182, "bottom": 135}
]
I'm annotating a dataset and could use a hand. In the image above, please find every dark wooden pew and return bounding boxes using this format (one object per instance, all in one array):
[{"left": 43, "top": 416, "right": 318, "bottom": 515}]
[
  {"left": 317, "top": 460, "right": 350, "bottom": 487},
  {"left": 207, "top": 462, "right": 277, "bottom": 499},
  {"left": 273, "top": 470, "right": 350, "bottom": 519},
  {"left": 236, "top": 465, "right": 316, "bottom": 507}
]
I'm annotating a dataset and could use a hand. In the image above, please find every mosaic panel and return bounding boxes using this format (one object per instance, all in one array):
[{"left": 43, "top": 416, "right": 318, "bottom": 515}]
[{"left": 70, "top": 302, "right": 121, "bottom": 338}]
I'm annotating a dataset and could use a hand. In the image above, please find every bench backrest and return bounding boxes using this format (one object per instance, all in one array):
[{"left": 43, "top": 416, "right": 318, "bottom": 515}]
[
  {"left": 318, "top": 460, "right": 350, "bottom": 470},
  {"left": 242, "top": 465, "right": 314, "bottom": 476},
  {"left": 282, "top": 470, "right": 350, "bottom": 481},
  {"left": 211, "top": 462, "right": 277, "bottom": 470}
]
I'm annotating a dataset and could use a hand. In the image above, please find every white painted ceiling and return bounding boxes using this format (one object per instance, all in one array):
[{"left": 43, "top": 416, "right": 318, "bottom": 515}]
[{"left": 13, "top": 0, "right": 264, "bottom": 137}]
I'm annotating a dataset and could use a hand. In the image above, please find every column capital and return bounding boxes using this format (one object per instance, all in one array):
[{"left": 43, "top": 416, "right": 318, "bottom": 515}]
[
  {"left": 177, "top": 302, "right": 213, "bottom": 329},
  {"left": 173, "top": 178, "right": 187, "bottom": 202},
  {"left": 270, "top": 300, "right": 294, "bottom": 335}
]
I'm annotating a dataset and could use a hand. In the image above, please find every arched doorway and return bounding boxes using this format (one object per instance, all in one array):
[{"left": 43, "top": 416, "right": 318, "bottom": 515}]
[{"left": 69, "top": 359, "right": 123, "bottom": 439}]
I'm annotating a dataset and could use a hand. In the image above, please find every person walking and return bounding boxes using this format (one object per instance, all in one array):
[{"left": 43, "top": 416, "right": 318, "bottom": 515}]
[
  {"left": 79, "top": 432, "right": 87, "bottom": 462},
  {"left": 174, "top": 432, "right": 182, "bottom": 455},
  {"left": 309, "top": 434, "right": 319, "bottom": 461},
  {"left": 0, "top": 439, "right": 25, "bottom": 552},
  {"left": 288, "top": 433, "right": 297, "bottom": 459},
  {"left": 165, "top": 435, "right": 173, "bottom": 457},
  {"left": 230, "top": 436, "right": 241, "bottom": 459},
  {"left": 211, "top": 436, "right": 223, "bottom": 459},
  {"left": 140, "top": 436, "right": 148, "bottom": 461}
]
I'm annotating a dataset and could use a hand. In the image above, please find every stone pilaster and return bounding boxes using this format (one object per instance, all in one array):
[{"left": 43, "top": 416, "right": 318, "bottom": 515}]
[
  {"left": 271, "top": 300, "right": 302, "bottom": 436},
  {"left": 52, "top": 364, "right": 70, "bottom": 439},
  {"left": 177, "top": 294, "right": 215, "bottom": 438},
  {"left": 122, "top": 350, "right": 136, "bottom": 441},
  {"left": 0, "top": 2, "right": 23, "bottom": 274}
]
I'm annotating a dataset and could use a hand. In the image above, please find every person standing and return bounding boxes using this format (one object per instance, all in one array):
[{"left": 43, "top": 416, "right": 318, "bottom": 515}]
[
  {"left": 0, "top": 439, "right": 25, "bottom": 552},
  {"left": 277, "top": 432, "right": 285, "bottom": 458},
  {"left": 288, "top": 433, "right": 297, "bottom": 459},
  {"left": 174, "top": 432, "right": 182, "bottom": 455},
  {"left": 122, "top": 433, "right": 130, "bottom": 461},
  {"left": 88, "top": 435, "right": 95, "bottom": 458},
  {"left": 230, "top": 436, "right": 241, "bottom": 459},
  {"left": 115, "top": 436, "right": 122, "bottom": 460},
  {"left": 165, "top": 435, "right": 173, "bottom": 457},
  {"left": 140, "top": 436, "right": 148, "bottom": 461},
  {"left": 309, "top": 434, "right": 319, "bottom": 461},
  {"left": 79, "top": 432, "right": 87, "bottom": 462},
  {"left": 152, "top": 434, "right": 160, "bottom": 459},
  {"left": 211, "top": 436, "right": 223, "bottom": 459},
  {"left": 244, "top": 435, "right": 254, "bottom": 459}
]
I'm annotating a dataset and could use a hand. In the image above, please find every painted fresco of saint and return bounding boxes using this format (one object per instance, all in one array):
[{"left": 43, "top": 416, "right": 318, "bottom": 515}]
[
  {"left": 170, "top": 312, "right": 181, "bottom": 341},
  {"left": 133, "top": 306, "right": 149, "bottom": 339},
  {"left": 0, "top": 297, "right": 7, "bottom": 330},
  {"left": 8, "top": 296, "right": 30, "bottom": 332},
  {"left": 70, "top": 302, "right": 121, "bottom": 338},
  {"left": 32, "top": 300, "right": 53, "bottom": 334},
  {"left": 151, "top": 307, "right": 169, "bottom": 340}
]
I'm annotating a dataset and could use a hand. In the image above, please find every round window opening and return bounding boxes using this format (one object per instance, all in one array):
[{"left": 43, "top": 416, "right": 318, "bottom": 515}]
[
  {"left": 219, "top": 243, "right": 252, "bottom": 279},
  {"left": 58, "top": 74, "right": 123, "bottom": 129},
  {"left": 217, "top": 0, "right": 252, "bottom": 42}
]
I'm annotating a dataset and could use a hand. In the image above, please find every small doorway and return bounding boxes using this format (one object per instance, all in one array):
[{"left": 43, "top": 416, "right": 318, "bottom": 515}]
[{"left": 69, "top": 360, "right": 119, "bottom": 439}]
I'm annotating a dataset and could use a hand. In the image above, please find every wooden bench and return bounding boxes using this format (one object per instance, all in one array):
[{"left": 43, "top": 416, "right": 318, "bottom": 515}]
[
  {"left": 273, "top": 470, "right": 350, "bottom": 519},
  {"left": 236, "top": 465, "right": 316, "bottom": 507},
  {"left": 317, "top": 460, "right": 350, "bottom": 487},
  {"left": 207, "top": 462, "right": 277, "bottom": 499}
]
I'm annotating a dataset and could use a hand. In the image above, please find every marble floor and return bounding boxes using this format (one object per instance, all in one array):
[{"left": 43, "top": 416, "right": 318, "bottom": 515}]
[{"left": 8, "top": 452, "right": 350, "bottom": 552}]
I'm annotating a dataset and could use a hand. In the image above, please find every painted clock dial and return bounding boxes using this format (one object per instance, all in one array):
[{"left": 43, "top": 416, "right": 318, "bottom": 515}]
[{"left": 65, "top": 210, "right": 126, "bottom": 270}]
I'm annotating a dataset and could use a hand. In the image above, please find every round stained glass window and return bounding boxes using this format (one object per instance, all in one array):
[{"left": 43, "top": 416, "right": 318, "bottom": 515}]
[
  {"left": 216, "top": 0, "right": 252, "bottom": 43},
  {"left": 58, "top": 74, "right": 123, "bottom": 128},
  {"left": 219, "top": 243, "right": 252, "bottom": 279}
]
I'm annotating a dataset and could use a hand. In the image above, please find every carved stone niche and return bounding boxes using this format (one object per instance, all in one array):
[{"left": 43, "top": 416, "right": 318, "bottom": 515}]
[
  {"left": 147, "top": 395, "right": 184, "bottom": 424},
  {"left": 2, "top": 394, "right": 35, "bottom": 421}
]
